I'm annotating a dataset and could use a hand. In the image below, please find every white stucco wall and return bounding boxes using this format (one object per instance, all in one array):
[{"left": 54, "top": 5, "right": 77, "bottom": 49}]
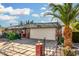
[{"left": 30, "top": 28, "right": 56, "bottom": 40}]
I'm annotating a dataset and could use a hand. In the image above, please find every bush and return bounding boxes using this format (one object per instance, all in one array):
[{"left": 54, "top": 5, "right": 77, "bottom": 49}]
[
  {"left": 63, "top": 46, "right": 76, "bottom": 56},
  {"left": 15, "top": 33, "right": 21, "bottom": 39},
  {"left": 6, "top": 32, "right": 16, "bottom": 41},
  {"left": 72, "top": 32, "right": 79, "bottom": 43},
  {"left": 6, "top": 31, "right": 21, "bottom": 41},
  {"left": 57, "top": 36, "right": 64, "bottom": 45}
]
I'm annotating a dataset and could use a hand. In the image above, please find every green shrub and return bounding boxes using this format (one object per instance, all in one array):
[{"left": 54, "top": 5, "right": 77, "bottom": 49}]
[
  {"left": 58, "top": 36, "right": 64, "bottom": 45},
  {"left": 15, "top": 33, "right": 21, "bottom": 39},
  {"left": 72, "top": 32, "right": 79, "bottom": 43},
  {"left": 6, "top": 32, "right": 16, "bottom": 41},
  {"left": 63, "top": 46, "right": 76, "bottom": 56},
  {"left": 6, "top": 31, "right": 21, "bottom": 41}
]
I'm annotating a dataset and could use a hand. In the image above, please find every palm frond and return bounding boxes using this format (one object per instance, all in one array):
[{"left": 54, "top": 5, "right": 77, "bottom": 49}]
[{"left": 48, "top": 3, "right": 79, "bottom": 26}]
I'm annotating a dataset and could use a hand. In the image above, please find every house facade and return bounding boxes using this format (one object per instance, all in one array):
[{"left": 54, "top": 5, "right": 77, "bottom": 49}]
[{"left": 7, "top": 22, "right": 62, "bottom": 40}]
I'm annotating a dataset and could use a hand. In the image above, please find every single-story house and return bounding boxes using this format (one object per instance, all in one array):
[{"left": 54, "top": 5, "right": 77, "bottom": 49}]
[{"left": 7, "top": 22, "right": 62, "bottom": 40}]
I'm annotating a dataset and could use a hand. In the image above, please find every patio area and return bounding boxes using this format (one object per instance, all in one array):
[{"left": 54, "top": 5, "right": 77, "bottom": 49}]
[
  {"left": 0, "top": 38, "right": 58, "bottom": 56},
  {"left": 0, "top": 38, "right": 36, "bottom": 56},
  {"left": 0, "top": 38, "right": 79, "bottom": 56}
]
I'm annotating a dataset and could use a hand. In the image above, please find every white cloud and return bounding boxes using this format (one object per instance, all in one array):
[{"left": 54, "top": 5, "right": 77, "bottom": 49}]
[
  {"left": 0, "top": 4, "right": 4, "bottom": 9},
  {"left": 40, "top": 10, "right": 51, "bottom": 17},
  {"left": 8, "top": 20, "right": 19, "bottom": 25},
  {"left": 0, "top": 4, "right": 31, "bottom": 15},
  {"left": 53, "top": 3, "right": 63, "bottom": 5},
  {"left": 40, "top": 7, "right": 46, "bottom": 10},
  {"left": 0, "top": 15, "right": 18, "bottom": 20},
  {"left": 8, "top": 8, "right": 31, "bottom": 15},
  {"left": 4, "top": 7, "right": 13, "bottom": 13},
  {"left": 40, "top": 20, "right": 46, "bottom": 23},
  {"left": 40, "top": 12, "right": 45, "bottom": 17},
  {"left": 32, "top": 14, "right": 39, "bottom": 17}
]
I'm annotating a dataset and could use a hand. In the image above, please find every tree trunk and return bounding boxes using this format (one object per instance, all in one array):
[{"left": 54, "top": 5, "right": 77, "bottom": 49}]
[{"left": 63, "top": 26, "right": 72, "bottom": 48}]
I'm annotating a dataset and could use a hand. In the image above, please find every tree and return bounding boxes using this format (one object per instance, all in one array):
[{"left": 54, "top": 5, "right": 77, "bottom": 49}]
[
  {"left": 44, "top": 3, "right": 79, "bottom": 48},
  {"left": 19, "top": 21, "right": 23, "bottom": 25},
  {"left": 25, "top": 20, "right": 34, "bottom": 24},
  {"left": 25, "top": 20, "right": 28, "bottom": 24},
  {"left": 30, "top": 20, "right": 34, "bottom": 24},
  {"left": 0, "top": 25, "right": 2, "bottom": 27},
  {"left": 70, "top": 21, "right": 79, "bottom": 32}
]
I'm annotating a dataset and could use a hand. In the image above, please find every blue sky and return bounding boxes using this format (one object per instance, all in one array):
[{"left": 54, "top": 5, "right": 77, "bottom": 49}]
[{"left": 0, "top": 3, "right": 56, "bottom": 27}]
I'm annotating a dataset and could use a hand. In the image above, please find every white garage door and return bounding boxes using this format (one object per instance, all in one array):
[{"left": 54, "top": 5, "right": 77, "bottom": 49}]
[{"left": 30, "top": 28, "right": 56, "bottom": 40}]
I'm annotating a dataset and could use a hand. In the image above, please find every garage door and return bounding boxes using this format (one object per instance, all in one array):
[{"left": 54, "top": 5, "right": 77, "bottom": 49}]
[{"left": 30, "top": 28, "right": 56, "bottom": 40}]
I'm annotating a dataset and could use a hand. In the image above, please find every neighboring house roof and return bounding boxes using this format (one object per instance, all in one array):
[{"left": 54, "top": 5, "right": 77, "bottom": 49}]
[{"left": 7, "top": 22, "right": 62, "bottom": 30}]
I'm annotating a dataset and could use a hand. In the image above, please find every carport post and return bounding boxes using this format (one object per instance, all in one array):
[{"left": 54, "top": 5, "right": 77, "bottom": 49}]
[{"left": 43, "top": 37, "right": 46, "bottom": 55}]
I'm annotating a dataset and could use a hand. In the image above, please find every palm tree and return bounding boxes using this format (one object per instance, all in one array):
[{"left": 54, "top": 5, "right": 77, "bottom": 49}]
[
  {"left": 44, "top": 3, "right": 79, "bottom": 48},
  {"left": 70, "top": 20, "right": 79, "bottom": 32},
  {"left": 25, "top": 20, "right": 28, "bottom": 24},
  {"left": 25, "top": 20, "right": 34, "bottom": 24},
  {"left": 0, "top": 25, "right": 2, "bottom": 27},
  {"left": 30, "top": 20, "right": 34, "bottom": 24},
  {"left": 19, "top": 21, "right": 23, "bottom": 25}
]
